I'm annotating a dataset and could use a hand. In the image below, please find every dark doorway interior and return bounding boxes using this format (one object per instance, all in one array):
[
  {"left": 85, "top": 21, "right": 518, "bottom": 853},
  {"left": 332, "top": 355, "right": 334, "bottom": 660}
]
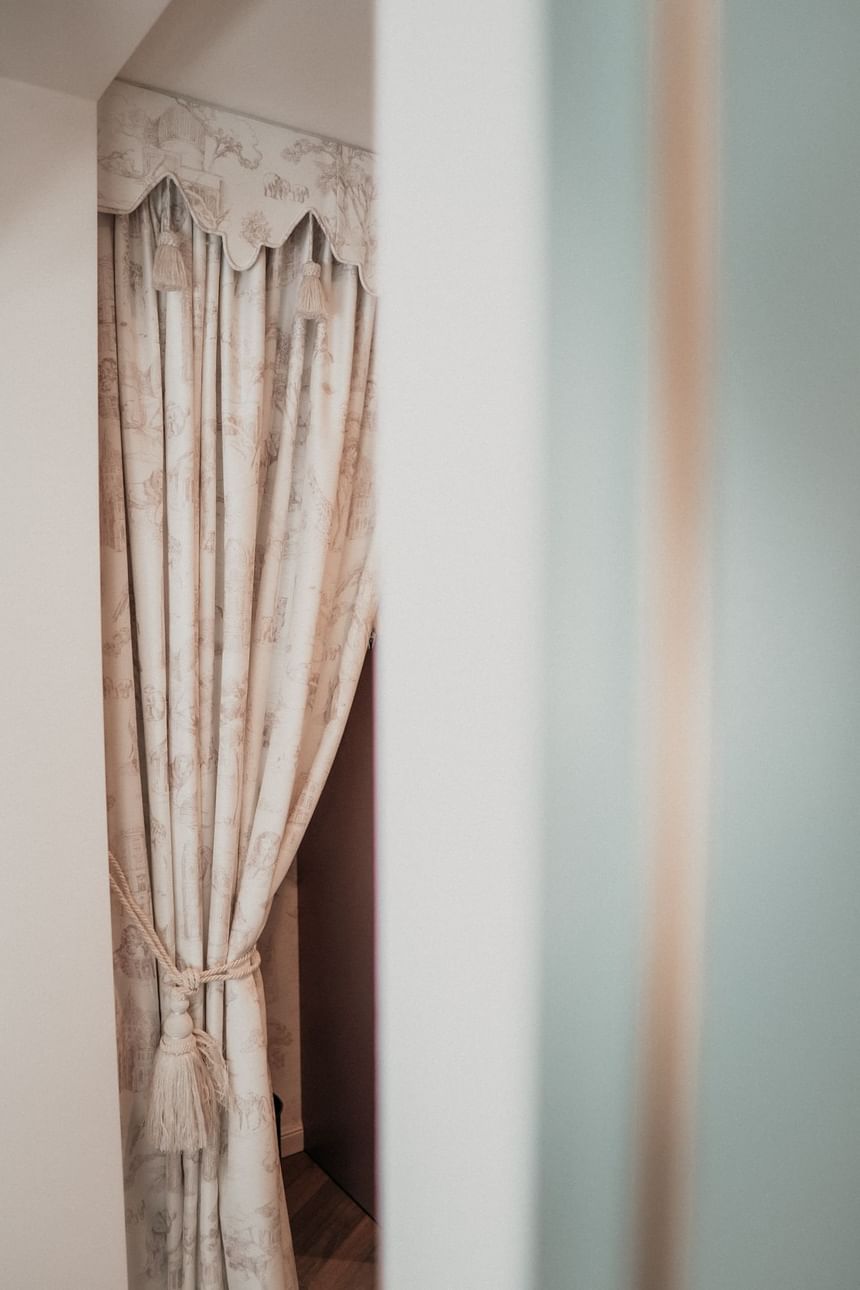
[{"left": 298, "top": 652, "right": 376, "bottom": 1218}]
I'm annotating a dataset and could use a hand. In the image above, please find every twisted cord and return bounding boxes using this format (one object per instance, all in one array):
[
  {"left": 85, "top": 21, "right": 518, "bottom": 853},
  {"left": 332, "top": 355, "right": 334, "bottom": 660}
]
[{"left": 108, "top": 851, "right": 260, "bottom": 998}]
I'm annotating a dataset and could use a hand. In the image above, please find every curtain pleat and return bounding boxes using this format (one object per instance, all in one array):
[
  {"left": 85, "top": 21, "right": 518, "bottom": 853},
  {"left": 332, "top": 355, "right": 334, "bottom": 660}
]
[{"left": 98, "top": 181, "right": 376, "bottom": 1290}]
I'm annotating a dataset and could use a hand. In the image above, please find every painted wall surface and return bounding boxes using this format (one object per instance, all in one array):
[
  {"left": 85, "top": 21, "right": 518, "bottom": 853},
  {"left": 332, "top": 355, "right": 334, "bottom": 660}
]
[
  {"left": 0, "top": 0, "right": 173, "bottom": 99},
  {"left": 260, "top": 867, "right": 303, "bottom": 1154},
  {"left": 691, "top": 4, "right": 860, "bottom": 1286},
  {"left": 376, "top": 0, "right": 544, "bottom": 1285},
  {"left": 299, "top": 653, "right": 376, "bottom": 1217},
  {"left": 121, "top": 0, "right": 374, "bottom": 150},
  {"left": 0, "top": 75, "right": 128, "bottom": 1289}
]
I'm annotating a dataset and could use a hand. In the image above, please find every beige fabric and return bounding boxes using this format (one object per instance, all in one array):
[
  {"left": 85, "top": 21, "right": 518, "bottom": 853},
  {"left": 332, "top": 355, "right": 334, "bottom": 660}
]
[
  {"left": 98, "top": 181, "right": 376, "bottom": 1290},
  {"left": 98, "top": 81, "right": 378, "bottom": 291}
]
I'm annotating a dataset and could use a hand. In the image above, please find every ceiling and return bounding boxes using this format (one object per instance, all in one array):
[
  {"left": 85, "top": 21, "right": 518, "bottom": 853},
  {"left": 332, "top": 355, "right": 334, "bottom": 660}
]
[
  {"left": 0, "top": 0, "right": 173, "bottom": 98},
  {"left": 120, "top": 0, "right": 375, "bottom": 150}
]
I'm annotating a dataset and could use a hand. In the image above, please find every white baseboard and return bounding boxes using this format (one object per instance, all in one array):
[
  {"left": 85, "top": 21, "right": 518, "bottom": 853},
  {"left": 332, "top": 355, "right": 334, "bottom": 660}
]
[{"left": 280, "top": 1122, "right": 305, "bottom": 1158}]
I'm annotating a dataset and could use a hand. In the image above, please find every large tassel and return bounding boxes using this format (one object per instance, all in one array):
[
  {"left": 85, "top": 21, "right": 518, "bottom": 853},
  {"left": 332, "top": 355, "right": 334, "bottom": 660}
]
[
  {"left": 152, "top": 180, "right": 188, "bottom": 293},
  {"left": 145, "top": 991, "right": 229, "bottom": 1153}
]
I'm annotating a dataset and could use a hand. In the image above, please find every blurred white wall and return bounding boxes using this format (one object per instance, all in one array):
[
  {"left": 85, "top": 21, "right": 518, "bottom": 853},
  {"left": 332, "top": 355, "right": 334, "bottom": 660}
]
[
  {"left": 537, "top": 2, "right": 652, "bottom": 1287},
  {"left": 375, "top": 2, "right": 545, "bottom": 1286},
  {"left": 378, "top": 4, "right": 860, "bottom": 1290},
  {"left": 692, "top": 3, "right": 860, "bottom": 1285}
]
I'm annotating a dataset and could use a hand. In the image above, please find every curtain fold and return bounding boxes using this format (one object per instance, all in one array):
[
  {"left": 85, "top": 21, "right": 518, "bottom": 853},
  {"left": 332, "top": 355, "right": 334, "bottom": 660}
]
[{"left": 98, "top": 182, "right": 376, "bottom": 1289}]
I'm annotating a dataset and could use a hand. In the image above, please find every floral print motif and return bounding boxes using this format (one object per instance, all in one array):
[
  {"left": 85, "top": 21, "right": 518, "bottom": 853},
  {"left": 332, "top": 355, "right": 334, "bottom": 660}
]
[
  {"left": 100, "top": 180, "right": 376, "bottom": 1290},
  {"left": 241, "top": 212, "right": 274, "bottom": 247}
]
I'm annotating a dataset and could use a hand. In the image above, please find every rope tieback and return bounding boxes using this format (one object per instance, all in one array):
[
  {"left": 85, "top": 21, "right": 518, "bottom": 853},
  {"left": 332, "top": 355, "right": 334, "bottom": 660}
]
[{"left": 108, "top": 851, "right": 260, "bottom": 1154}]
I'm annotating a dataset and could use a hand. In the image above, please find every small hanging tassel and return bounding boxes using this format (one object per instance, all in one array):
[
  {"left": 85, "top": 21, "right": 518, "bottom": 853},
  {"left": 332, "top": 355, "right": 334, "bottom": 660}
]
[
  {"left": 145, "top": 990, "right": 229, "bottom": 1153},
  {"left": 153, "top": 230, "right": 188, "bottom": 292},
  {"left": 152, "top": 179, "right": 187, "bottom": 293},
  {"left": 296, "top": 260, "right": 327, "bottom": 321}
]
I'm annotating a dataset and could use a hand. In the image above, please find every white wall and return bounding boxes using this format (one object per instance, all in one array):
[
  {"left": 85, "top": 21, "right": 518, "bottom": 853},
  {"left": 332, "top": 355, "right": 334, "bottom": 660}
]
[
  {"left": 0, "top": 0, "right": 173, "bottom": 98},
  {"left": 0, "top": 75, "right": 127, "bottom": 1289},
  {"left": 375, "top": 3, "right": 544, "bottom": 1287},
  {"left": 121, "top": 0, "right": 375, "bottom": 150}
]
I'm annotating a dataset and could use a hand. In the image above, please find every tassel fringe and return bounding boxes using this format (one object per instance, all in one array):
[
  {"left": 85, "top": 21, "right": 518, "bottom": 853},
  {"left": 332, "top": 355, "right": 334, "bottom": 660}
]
[
  {"left": 153, "top": 230, "right": 188, "bottom": 292},
  {"left": 145, "top": 996, "right": 229, "bottom": 1153},
  {"left": 296, "top": 261, "right": 327, "bottom": 321},
  {"left": 107, "top": 852, "right": 261, "bottom": 1155}
]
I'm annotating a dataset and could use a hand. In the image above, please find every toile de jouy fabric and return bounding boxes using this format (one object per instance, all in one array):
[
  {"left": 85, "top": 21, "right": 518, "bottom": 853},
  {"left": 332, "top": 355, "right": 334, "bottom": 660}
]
[
  {"left": 98, "top": 82, "right": 377, "bottom": 292},
  {"left": 98, "top": 180, "right": 376, "bottom": 1290}
]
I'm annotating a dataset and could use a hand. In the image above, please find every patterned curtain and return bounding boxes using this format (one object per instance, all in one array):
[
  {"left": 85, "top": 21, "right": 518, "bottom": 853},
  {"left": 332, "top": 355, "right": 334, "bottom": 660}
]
[{"left": 98, "top": 181, "right": 376, "bottom": 1289}]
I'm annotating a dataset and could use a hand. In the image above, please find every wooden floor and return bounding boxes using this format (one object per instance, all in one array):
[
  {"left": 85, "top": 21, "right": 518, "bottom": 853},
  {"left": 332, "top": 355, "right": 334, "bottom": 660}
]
[{"left": 282, "top": 1153, "right": 378, "bottom": 1290}]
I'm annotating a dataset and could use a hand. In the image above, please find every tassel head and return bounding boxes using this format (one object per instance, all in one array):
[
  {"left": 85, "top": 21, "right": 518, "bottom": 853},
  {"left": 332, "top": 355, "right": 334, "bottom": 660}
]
[
  {"left": 153, "top": 229, "right": 188, "bottom": 293},
  {"left": 145, "top": 990, "right": 228, "bottom": 1153},
  {"left": 296, "top": 261, "right": 327, "bottom": 321}
]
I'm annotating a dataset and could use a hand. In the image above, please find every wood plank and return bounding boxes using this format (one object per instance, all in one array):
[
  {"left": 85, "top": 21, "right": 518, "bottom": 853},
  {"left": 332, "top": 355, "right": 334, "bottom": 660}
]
[
  {"left": 282, "top": 1153, "right": 378, "bottom": 1290},
  {"left": 283, "top": 1152, "right": 330, "bottom": 1216},
  {"left": 282, "top": 1151, "right": 314, "bottom": 1188},
  {"left": 309, "top": 1217, "right": 377, "bottom": 1290}
]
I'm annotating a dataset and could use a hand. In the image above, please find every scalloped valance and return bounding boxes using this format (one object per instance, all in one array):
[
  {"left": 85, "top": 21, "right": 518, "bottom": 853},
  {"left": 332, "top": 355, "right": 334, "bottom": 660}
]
[{"left": 97, "top": 81, "right": 377, "bottom": 294}]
